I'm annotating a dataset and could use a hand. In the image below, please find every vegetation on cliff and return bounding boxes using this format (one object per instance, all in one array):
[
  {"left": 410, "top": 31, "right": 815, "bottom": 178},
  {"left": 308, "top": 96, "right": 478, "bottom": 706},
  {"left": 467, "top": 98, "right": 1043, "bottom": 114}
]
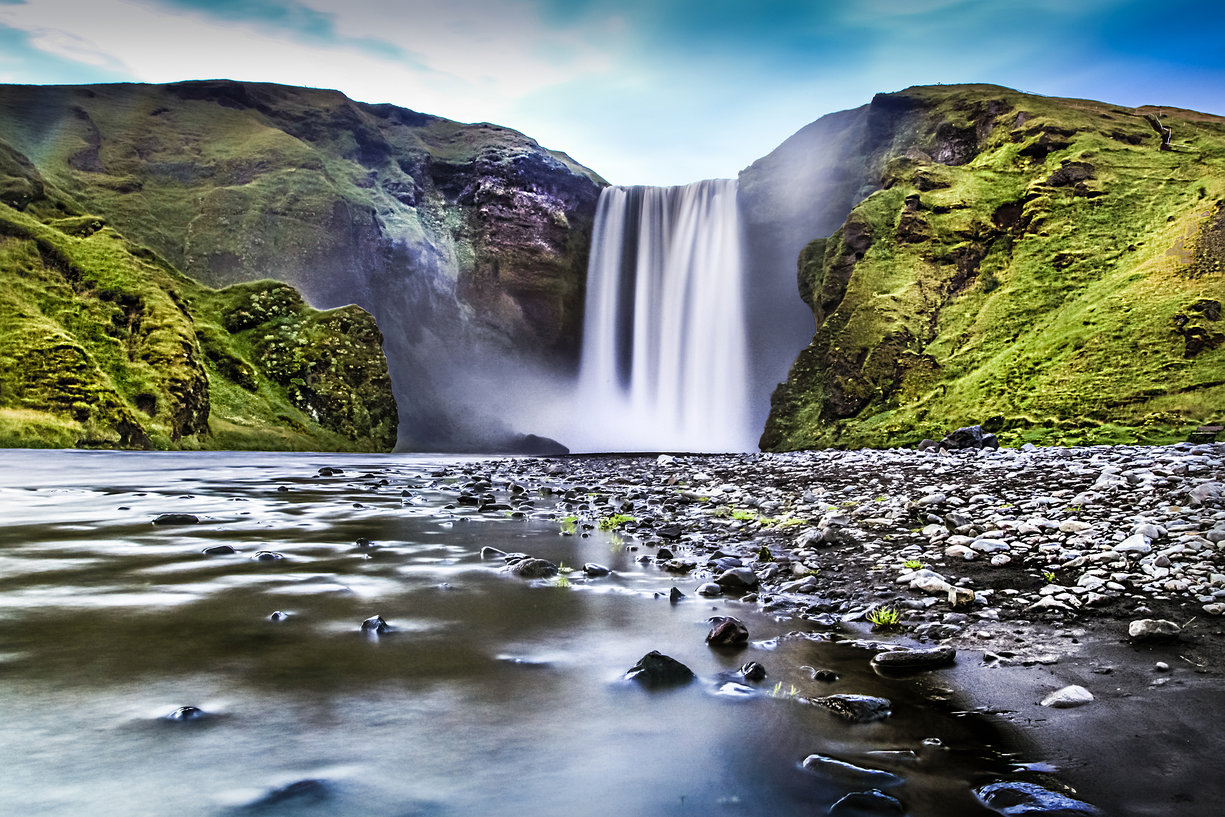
[
  {"left": 0, "top": 136, "right": 395, "bottom": 451},
  {"left": 0, "top": 80, "right": 605, "bottom": 449},
  {"left": 762, "top": 85, "right": 1225, "bottom": 450}
]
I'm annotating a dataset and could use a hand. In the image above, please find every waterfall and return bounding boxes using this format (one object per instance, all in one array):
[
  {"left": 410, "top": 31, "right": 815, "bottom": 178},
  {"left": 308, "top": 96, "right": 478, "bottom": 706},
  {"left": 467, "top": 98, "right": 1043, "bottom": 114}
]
[{"left": 573, "top": 179, "right": 753, "bottom": 452}]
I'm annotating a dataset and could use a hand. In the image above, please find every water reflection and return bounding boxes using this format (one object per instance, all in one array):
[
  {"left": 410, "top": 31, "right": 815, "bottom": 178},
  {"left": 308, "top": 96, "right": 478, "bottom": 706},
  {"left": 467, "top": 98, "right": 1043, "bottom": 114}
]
[{"left": 0, "top": 450, "right": 1016, "bottom": 816}]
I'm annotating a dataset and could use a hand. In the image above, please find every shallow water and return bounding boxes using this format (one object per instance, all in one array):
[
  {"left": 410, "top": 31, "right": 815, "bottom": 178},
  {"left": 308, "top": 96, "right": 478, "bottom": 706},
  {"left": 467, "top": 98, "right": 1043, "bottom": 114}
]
[{"left": 0, "top": 450, "right": 1023, "bottom": 816}]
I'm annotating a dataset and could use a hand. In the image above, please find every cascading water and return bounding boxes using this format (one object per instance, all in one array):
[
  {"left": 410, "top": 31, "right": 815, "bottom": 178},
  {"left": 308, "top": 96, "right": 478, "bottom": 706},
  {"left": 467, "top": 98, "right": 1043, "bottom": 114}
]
[{"left": 572, "top": 179, "right": 753, "bottom": 452}]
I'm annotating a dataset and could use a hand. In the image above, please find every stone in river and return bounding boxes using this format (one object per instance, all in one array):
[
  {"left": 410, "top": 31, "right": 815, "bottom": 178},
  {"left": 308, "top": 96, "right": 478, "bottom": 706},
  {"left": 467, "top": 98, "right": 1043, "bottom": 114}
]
[
  {"left": 669, "top": 586, "right": 684, "bottom": 604},
  {"left": 583, "top": 563, "right": 611, "bottom": 577},
  {"left": 706, "top": 616, "right": 749, "bottom": 646},
  {"left": 739, "top": 661, "right": 767, "bottom": 682},
  {"left": 361, "top": 615, "right": 390, "bottom": 634},
  {"left": 624, "top": 650, "right": 695, "bottom": 688},
  {"left": 974, "top": 780, "right": 1100, "bottom": 816},
  {"left": 152, "top": 513, "right": 198, "bottom": 526},
  {"left": 657, "top": 523, "right": 683, "bottom": 541},
  {"left": 810, "top": 694, "right": 892, "bottom": 723},
  {"left": 163, "top": 705, "right": 208, "bottom": 721},
  {"left": 201, "top": 545, "right": 236, "bottom": 555},
  {"left": 801, "top": 754, "right": 901, "bottom": 786},
  {"left": 502, "top": 557, "right": 558, "bottom": 578},
  {"left": 871, "top": 646, "right": 956, "bottom": 671},
  {"left": 251, "top": 550, "right": 284, "bottom": 561},
  {"left": 317, "top": 467, "right": 343, "bottom": 476},
  {"left": 1128, "top": 618, "right": 1182, "bottom": 642},
  {"left": 696, "top": 581, "right": 723, "bottom": 597},
  {"left": 715, "top": 567, "right": 759, "bottom": 591},
  {"left": 269, "top": 611, "right": 290, "bottom": 622},
  {"left": 829, "top": 789, "right": 905, "bottom": 815},
  {"left": 245, "top": 779, "right": 330, "bottom": 808},
  {"left": 1040, "top": 685, "right": 1094, "bottom": 708}
]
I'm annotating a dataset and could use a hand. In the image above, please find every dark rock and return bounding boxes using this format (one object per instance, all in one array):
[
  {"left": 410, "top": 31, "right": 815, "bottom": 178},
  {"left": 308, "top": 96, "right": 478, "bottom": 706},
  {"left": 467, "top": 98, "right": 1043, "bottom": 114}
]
[
  {"left": 152, "top": 513, "right": 199, "bottom": 526},
  {"left": 974, "top": 780, "right": 1099, "bottom": 816},
  {"left": 354, "top": 537, "right": 374, "bottom": 548},
  {"left": 503, "top": 557, "right": 558, "bottom": 578},
  {"left": 669, "top": 586, "right": 684, "bottom": 604},
  {"left": 706, "top": 616, "right": 749, "bottom": 646},
  {"left": 251, "top": 550, "right": 284, "bottom": 561},
  {"left": 624, "top": 650, "right": 695, "bottom": 688},
  {"left": 245, "top": 778, "right": 330, "bottom": 808},
  {"left": 657, "top": 524, "right": 683, "bottom": 540},
  {"left": 871, "top": 645, "right": 957, "bottom": 671},
  {"left": 269, "top": 611, "right": 289, "bottom": 621},
  {"left": 317, "top": 467, "right": 344, "bottom": 476},
  {"left": 740, "top": 661, "right": 767, "bottom": 682},
  {"left": 201, "top": 544, "right": 236, "bottom": 555},
  {"left": 510, "top": 433, "right": 570, "bottom": 456},
  {"left": 1046, "top": 161, "right": 1095, "bottom": 187},
  {"left": 361, "top": 615, "right": 390, "bottom": 634},
  {"left": 829, "top": 789, "right": 906, "bottom": 815},
  {"left": 917, "top": 439, "right": 939, "bottom": 452},
  {"left": 940, "top": 425, "right": 988, "bottom": 450},
  {"left": 163, "top": 705, "right": 208, "bottom": 721},
  {"left": 715, "top": 567, "right": 760, "bottom": 591},
  {"left": 812, "top": 668, "right": 840, "bottom": 682},
  {"left": 583, "top": 562, "right": 611, "bottom": 577},
  {"left": 810, "top": 694, "right": 892, "bottom": 723}
]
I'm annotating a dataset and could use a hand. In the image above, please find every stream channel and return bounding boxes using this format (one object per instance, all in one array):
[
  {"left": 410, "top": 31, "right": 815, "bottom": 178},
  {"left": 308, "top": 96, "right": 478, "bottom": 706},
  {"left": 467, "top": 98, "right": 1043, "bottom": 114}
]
[{"left": 0, "top": 450, "right": 1040, "bottom": 816}]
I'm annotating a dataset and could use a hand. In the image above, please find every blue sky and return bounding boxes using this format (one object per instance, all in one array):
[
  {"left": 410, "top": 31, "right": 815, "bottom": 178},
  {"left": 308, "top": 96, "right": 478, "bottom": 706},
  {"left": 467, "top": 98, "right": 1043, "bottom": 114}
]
[{"left": 1, "top": 0, "right": 1223, "bottom": 185}]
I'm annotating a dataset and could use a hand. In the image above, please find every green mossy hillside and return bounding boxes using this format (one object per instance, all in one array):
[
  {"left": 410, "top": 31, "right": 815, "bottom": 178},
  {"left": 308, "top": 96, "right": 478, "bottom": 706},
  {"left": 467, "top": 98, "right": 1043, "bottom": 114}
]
[
  {"left": 0, "top": 139, "right": 396, "bottom": 451},
  {"left": 762, "top": 85, "right": 1225, "bottom": 450}
]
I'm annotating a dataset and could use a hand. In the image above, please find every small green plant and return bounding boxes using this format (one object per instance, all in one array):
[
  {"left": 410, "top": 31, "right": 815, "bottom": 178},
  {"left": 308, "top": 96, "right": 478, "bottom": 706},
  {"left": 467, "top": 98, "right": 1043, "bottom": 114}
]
[
  {"left": 867, "top": 606, "right": 902, "bottom": 630},
  {"left": 597, "top": 514, "right": 635, "bottom": 531},
  {"left": 903, "top": 559, "right": 923, "bottom": 570},
  {"left": 1042, "top": 570, "right": 1057, "bottom": 583},
  {"left": 559, "top": 515, "right": 577, "bottom": 535},
  {"left": 554, "top": 561, "right": 573, "bottom": 588},
  {"left": 769, "top": 681, "right": 800, "bottom": 699}
]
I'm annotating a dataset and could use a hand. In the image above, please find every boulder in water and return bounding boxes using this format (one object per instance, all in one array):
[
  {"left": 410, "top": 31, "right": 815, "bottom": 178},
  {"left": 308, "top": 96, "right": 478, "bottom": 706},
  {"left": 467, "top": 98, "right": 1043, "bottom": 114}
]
[
  {"left": 810, "top": 694, "right": 892, "bottom": 723},
  {"left": 152, "top": 513, "right": 198, "bottom": 526},
  {"left": 624, "top": 650, "right": 695, "bottom": 689},
  {"left": 706, "top": 616, "right": 749, "bottom": 646},
  {"left": 974, "top": 780, "right": 1099, "bottom": 816}
]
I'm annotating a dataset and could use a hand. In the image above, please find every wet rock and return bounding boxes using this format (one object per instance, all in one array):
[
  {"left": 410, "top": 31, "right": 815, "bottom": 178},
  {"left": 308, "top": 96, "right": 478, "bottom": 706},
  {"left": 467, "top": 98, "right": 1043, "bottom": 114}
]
[
  {"left": 251, "top": 550, "right": 284, "bottom": 561},
  {"left": 502, "top": 557, "right": 558, "bottom": 578},
  {"left": 829, "top": 788, "right": 906, "bottom": 815},
  {"left": 583, "top": 562, "right": 611, "bottom": 577},
  {"left": 317, "top": 467, "right": 343, "bottom": 476},
  {"left": 715, "top": 567, "right": 759, "bottom": 591},
  {"left": 975, "top": 780, "right": 1099, "bottom": 816},
  {"left": 361, "top": 615, "right": 390, "bottom": 634},
  {"left": 1040, "top": 685, "right": 1094, "bottom": 708},
  {"left": 669, "top": 586, "right": 684, "bottom": 603},
  {"left": 624, "top": 650, "right": 695, "bottom": 688},
  {"left": 696, "top": 582, "right": 723, "bottom": 597},
  {"left": 163, "top": 705, "right": 208, "bottom": 721},
  {"left": 354, "top": 537, "right": 374, "bottom": 548},
  {"left": 657, "top": 523, "right": 683, "bottom": 540},
  {"left": 268, "top": 610, "right": 290, "bottom": 622},
  {"left": 801, "top": 754, "right": 901, "bottom": 786},
  {"left": 810, "top": 694, "right": 892, "bottom": 723},
  {"left": 202, "top": 544, "right": 236, "bottom": 555},
  {"left": 706, "top": 616, "right": 749, "bottom": 646},
  {"left": 870, "top": 646, "right": 956, "bottom": 671},
  {"left": 152, "top": 513, "right": 199, "bottom": 526},
  {"left": 1128, "top": 618, "right": 1181, "bottom": 642},
  {"left": 740, "top": 661, "right": 767, "bottom": 681},
  {"left": 244, "top": 778, "right": 330, "bottom": 809}
]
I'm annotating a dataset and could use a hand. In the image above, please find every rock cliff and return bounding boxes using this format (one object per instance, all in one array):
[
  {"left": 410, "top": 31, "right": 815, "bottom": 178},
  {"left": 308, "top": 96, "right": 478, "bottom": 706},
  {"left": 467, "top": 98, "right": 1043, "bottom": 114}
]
[
  {"left": 0, "top": 80, "right": 604, "bottom": 450},
  {"left": 757, "top": 85, "right": 1225, "bottom": 449}
]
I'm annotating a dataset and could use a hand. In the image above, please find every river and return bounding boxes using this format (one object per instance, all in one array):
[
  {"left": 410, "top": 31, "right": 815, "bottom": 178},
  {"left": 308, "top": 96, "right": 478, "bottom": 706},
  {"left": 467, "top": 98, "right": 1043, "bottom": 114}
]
[{"left": 0, "top": 450, "right": 1029, "bottom": 816}]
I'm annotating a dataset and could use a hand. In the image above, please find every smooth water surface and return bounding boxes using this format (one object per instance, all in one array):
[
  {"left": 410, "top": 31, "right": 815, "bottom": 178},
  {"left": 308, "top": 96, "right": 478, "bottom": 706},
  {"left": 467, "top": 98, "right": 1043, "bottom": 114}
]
[{"left": 0, "top": 450, "right": 1016, "bottom": 816}]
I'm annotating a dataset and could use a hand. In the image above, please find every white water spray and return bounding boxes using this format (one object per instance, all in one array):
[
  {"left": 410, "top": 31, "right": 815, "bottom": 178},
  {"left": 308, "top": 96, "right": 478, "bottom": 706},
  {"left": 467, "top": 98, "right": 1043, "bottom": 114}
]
[{"left": 571, "top": 179, "right": 754, "bottom": 452}]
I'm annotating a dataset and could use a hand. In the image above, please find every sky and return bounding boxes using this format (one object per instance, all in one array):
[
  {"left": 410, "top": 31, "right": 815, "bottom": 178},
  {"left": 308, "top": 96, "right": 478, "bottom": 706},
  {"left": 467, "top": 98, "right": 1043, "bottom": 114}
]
[{"left": 1, "top": 0, "right": 1224, "bottom": 185}]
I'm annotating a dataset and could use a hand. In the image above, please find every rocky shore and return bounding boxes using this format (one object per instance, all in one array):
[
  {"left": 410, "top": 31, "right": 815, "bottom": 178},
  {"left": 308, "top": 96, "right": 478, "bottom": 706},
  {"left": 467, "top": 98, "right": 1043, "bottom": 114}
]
[{"left": 468, "top": 439, "right": 1225, "bottom": 816}]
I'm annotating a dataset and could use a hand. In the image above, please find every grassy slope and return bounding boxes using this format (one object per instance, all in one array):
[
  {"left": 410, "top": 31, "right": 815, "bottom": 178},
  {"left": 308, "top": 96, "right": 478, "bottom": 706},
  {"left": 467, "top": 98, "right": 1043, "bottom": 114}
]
[
  {"left": 762, "top": 85, "right": 1225, "bottom": 450},
  {"left": 0, "top": 137, "right": 396, "bottom": 451}
]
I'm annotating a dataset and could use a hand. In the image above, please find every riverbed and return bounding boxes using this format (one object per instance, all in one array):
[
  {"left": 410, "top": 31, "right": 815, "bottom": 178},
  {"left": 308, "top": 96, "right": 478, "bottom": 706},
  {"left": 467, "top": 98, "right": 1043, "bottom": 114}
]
[{"left": 0, "top": 449, "right": 1089, "bottom": 816}]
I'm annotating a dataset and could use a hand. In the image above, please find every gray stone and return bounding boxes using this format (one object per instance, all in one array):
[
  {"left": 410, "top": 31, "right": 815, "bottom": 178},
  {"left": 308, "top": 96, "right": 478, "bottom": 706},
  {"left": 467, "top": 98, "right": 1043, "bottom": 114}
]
[
  {"left": 1040, "top": 684, "right": 1094, "bottom": 708},
  {"left": 1128, "top": 618, "right": 1181, "bottom": 641},
  {"left": 871, "top": 645, "right": 956, "bottom": 670},
  {"left": 810, "top": 693, "right": 892, "bottom": 723}
]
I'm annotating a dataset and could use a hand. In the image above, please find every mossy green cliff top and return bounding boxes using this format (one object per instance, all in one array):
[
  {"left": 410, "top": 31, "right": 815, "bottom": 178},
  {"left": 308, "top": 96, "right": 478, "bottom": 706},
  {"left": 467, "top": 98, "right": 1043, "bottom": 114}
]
[
  {"left": 762, "top": 84, "right": 1225, "bottom": 450},
  {"left": 0, "top": 136, "right": 395, "bottom": 451}
]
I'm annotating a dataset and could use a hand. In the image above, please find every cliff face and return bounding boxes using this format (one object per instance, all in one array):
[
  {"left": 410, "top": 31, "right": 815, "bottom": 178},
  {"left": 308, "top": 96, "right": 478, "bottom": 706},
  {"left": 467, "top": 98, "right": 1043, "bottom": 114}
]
[
  {"left": 0, "top": 80, "right": 604, "bottom": 450},
  {"left": 759, "top": 84, "right": 1225, "bottom": 450},
  {"left": 0, "top": 135, "right": 395, "bottom": 451}
]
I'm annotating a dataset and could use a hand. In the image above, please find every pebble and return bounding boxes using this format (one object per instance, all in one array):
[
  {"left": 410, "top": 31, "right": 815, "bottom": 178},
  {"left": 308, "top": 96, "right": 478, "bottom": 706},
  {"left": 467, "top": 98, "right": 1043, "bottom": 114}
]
[{"left": 1040, "top": 685, "right": 1094, "bottom": 708}]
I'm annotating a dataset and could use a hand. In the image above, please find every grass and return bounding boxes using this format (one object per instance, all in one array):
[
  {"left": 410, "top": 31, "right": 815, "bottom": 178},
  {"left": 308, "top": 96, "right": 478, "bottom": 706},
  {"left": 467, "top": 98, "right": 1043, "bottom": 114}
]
[
  {"left": 597, "top": 514, "right": 635, "bottom": 531},
  {"left": 866, "top": 606, "right": 903, "bottom": 630},
  {"left": 903, "top": 559, "right": 924, "bottom": 570}
]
